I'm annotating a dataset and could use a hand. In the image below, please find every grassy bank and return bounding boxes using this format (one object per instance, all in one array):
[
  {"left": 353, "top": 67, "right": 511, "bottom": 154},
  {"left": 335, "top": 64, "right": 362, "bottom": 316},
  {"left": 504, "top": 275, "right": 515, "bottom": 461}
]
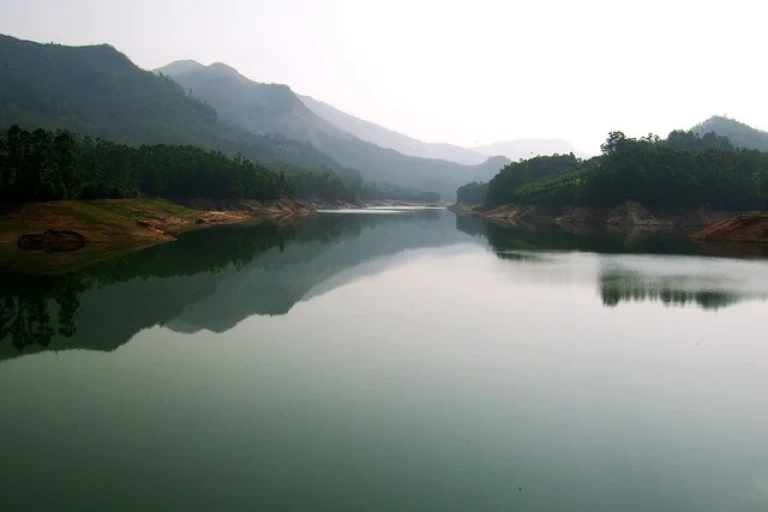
[{"left": 0, "top": 198, "right": 316, "bottom": 274}]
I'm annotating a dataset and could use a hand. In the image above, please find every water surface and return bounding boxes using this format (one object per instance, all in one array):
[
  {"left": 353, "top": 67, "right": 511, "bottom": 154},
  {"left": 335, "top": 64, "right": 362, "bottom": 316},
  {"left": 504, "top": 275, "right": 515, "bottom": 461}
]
[{"left": 2, "top": 208, "right": 768, "bottom": 511}]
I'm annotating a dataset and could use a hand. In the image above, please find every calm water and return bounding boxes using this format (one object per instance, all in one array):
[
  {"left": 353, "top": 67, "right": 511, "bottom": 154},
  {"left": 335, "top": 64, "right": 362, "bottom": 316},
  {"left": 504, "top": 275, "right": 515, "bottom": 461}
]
[{"left": 2, "top": 208, "right": 768, "bottom": 511}]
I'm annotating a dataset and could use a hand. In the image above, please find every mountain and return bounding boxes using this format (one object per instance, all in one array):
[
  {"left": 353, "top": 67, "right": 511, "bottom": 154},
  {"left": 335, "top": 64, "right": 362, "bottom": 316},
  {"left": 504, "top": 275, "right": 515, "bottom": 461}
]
[
  {"left": 0, "top": 34, "right": 342, "bottom": 171},
  {"left": 299, "top": 94, "right": 487, "bottom": 165},
  {"left": 300, "top": 95, "right": 583, "bottom": 163},
  {"left": 471, "top": 138, "right": 577, "bottom": 160},
  {"left": 157, "top": 60, "right": 510, "bottom": 198},
  {"left": 472, "top": 155, "right": 514, "bottom": 182},
  {"left": 693, "top": 116, "right": 768, "bottom": 151},
  {"left": 156, "top": 60, "right": 350, "bottom": 144}
]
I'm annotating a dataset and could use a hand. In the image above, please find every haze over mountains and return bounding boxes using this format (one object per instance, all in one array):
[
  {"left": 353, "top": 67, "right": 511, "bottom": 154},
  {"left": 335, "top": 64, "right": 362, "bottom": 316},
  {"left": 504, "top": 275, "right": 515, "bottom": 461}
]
[
  {"left": 3, "top": 33, "right": 768, "bottom": 202},
  {"left": 693, "top": 116, "right": 768, "bottom": 152},
  {"left": 155, "top": 59, "right": 516, "bottom": 197}
]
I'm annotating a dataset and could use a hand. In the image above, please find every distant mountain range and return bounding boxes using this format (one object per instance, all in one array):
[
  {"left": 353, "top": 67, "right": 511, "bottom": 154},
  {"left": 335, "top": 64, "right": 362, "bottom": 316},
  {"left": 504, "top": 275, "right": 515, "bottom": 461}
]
[
  {"left": 4, "top": 33, "right": 768, "bottom": 201},
  {"left": 155, "top": 60, "right": 514, "bottom": 197},
  {"left": 298, "top": 94, "right": 580, "bottom": 164},
  {"left": 0, "top": 35, "right": 347, "bottom": 173},
  {"left": 298, "top": 94, "right": 488, "bottom": 165}
]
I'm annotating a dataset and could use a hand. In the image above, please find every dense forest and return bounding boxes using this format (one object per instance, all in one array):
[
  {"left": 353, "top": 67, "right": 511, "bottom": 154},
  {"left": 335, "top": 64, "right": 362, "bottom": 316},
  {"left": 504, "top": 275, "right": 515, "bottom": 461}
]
[
  {"left": 458, "top": 130, "right": 768, "bottom": 210},
  {"left": 0, "top": 125, "right": 361, "bottom": 202},
  {"left": 456, "top": 181, "right": 488, "bottom": 205}
]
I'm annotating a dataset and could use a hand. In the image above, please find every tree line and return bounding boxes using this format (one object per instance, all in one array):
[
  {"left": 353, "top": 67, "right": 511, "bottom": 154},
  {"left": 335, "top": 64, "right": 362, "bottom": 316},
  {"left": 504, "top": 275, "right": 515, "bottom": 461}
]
[
  {"left": 0, "top": 125, "right": 439, "bottom": 204},
  {"left": 457, "top": 130, "right": 768, "bottom": 211}
]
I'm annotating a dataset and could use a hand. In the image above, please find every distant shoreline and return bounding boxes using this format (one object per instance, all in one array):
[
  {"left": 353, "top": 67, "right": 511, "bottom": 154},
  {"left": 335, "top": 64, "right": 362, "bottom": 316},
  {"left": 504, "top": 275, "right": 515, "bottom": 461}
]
[{"left": 449, "top": 202, "right": 742, "bottom": 236}]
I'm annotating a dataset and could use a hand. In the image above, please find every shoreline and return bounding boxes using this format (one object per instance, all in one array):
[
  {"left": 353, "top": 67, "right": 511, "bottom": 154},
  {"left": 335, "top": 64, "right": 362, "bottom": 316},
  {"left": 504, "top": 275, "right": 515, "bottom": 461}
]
[
  {"left": 0, "top": 198, "right": 334, "bottom": 274},
  {"left": 449, "top": 202, "right": 735, "bottom": 235}
]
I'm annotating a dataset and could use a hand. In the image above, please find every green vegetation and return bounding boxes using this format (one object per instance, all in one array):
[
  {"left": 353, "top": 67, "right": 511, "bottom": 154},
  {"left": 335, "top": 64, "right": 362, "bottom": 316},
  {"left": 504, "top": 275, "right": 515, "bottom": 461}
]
[
  {"left": 0, "top": 125, "right": 289, "bottom": 201},
  {"left": 463, "top": 130, "right": 768, "bottom": 211},
  {"left": 0, "top": 35, "right": 441, "bottom": 203},
  {"left": 456, "top": 181, "right": 488, "bottom": 205},
  {"left": 0, "top": 34, "right": 341, "bottom": 172}
]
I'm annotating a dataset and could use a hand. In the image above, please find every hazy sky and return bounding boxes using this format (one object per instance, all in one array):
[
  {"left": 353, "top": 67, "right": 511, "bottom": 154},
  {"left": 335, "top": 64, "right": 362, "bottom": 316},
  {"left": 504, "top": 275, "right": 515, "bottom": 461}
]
[{"left": 1, "top": 0, "right": 765, "bottom": 153}]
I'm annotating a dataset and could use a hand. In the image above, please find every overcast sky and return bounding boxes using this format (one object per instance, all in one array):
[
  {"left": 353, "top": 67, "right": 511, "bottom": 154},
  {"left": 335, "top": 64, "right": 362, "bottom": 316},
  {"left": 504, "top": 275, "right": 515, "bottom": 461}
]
[{"left": 1, "top": 0, "right": 765, "bottom": 153}]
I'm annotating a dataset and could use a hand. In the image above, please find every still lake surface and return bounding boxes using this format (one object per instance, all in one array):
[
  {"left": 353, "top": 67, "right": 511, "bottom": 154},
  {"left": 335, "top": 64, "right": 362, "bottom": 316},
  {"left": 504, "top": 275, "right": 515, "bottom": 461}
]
[{"left": 2, "top": 207, "right": 768, "bottom": 511}]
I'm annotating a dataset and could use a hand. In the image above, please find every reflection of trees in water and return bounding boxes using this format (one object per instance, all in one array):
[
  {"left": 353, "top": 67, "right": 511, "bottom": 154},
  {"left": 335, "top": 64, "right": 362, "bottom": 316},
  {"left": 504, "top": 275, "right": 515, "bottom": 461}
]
[
  {"left": 0, "top": 222, "right": 291, "bottom": 353},
  {"left": 0, "top": 275, "right": 84, "bottom": 351},
  {"left": 456, "top": 214, "right": 700, "bottom": 256},
  {"left": 0, "top": 210, "right": 446, "bottom": 354},
  {"left": 457, "top": 214, "right": 765, "bottom": 311},
  {"left": 599, "top": 272, "right": 744, "bottom": 310}
]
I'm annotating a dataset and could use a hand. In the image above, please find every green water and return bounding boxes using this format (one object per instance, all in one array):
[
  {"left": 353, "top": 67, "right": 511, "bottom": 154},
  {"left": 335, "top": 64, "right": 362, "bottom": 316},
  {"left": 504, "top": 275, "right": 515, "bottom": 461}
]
[{"left": 2, "top": 208, "right": 768, "bottom": 511}]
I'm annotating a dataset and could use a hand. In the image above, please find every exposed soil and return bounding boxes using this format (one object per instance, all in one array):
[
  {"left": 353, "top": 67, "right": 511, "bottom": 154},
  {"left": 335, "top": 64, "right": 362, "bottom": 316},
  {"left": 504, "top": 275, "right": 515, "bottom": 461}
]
[{"left": 691, "top": 213, "right": 768, "bottom": 243}]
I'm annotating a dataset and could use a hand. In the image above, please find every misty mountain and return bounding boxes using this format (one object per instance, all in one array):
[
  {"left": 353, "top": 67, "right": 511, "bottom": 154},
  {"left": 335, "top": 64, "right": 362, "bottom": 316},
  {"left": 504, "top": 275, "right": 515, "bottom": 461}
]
[
  {"left": 693, "top": 116, "right": 768, "bottom": 151},
  {"left": 299, "top": 94, "right": 487, "bottom": 165},
  {"left": 471, "top": 138, "right": 578, "bottom": 160},
  {"left": 156, "top": 60, "right": 351, "bottom": 144},
  {"left": 158, "top": 60, "right": 510, "bottom": 198},
  {"left": 0, "top": 34, "right": 342, "bottom": 171},
  {"left": 300, "top": 94, "right": 583, "bottom": 163}
]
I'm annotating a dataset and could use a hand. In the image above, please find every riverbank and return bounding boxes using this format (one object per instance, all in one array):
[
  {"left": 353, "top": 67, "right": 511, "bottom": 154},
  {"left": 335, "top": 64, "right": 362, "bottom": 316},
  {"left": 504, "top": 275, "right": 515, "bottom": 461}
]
[
  {"left": 691, "top": 213, "right": 768, "bottom": 243},
  {"left": 0, "top": 198, "right": 323, "bottom": 274},
  {"left": 450, "top": 202, "right": 732, "bottom": 233}
]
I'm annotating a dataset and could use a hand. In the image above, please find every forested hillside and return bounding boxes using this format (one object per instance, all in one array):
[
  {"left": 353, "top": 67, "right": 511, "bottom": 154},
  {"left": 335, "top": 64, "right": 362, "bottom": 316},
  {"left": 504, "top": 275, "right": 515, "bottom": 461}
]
[
  {"left": 157, "top": 60, "right": 506, "bottom": 198},
  {"left": 459, "top": 130, "right": 768, "bottom": 210},
  {"left": 0, "top": 125, "right": 358, "bottom": 203},
  {"left": 0, "top": 34, "right": 342, "bottom": 172}
]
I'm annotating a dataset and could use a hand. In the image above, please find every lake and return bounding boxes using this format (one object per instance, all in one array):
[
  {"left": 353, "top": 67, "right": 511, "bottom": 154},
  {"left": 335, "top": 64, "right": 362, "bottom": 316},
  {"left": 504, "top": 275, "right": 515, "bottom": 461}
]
[{"left": 2, "top": 207, "right": 768, "bottom": 511}]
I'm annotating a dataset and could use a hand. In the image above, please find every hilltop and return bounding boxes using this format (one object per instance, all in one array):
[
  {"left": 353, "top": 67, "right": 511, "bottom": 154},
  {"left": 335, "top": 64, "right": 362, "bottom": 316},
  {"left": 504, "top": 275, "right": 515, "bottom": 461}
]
[{"left": 693, "top": 116, "right": 768, "bottom": 151}]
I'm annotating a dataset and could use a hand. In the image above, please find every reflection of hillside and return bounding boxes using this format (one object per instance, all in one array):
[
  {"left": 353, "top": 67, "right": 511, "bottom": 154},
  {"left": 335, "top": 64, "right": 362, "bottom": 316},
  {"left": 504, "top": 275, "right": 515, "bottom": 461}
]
[
  {"left": 0, "top": 222, "right": 290, "bottom": 361},
  {"left": 456, "top": 215, "right": 768, "bottom": 311},
  {"left": 457, "top": 215, "right": 768, "bottom": 260},
  {"left": 455, "top": 215, "right": 703, "bottom": 256},
  {"left": 1, "top": 210, "right": 472, "bottom": 361},
  {"left": 166, "top": 209, "right": 470, "bottom": 333}
]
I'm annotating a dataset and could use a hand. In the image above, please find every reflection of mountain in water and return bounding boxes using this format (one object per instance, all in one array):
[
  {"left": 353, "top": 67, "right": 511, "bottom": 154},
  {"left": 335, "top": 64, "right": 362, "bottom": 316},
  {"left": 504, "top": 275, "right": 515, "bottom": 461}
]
[
  {"left": 166, "top": 209, "right": 472, "bottom": 333},
  {"left": 0, "top": 210, "right": 473, "bottom": 361},
  {"left": 457, "top": 215, "right": 768, "bottom": 310}
]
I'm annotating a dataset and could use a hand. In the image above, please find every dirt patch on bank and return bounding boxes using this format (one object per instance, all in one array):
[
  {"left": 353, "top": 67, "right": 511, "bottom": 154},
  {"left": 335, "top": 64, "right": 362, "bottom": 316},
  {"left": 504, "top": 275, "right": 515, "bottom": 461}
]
[{"left": 691, "top": 213, "right": 768, "bottom": 243}]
